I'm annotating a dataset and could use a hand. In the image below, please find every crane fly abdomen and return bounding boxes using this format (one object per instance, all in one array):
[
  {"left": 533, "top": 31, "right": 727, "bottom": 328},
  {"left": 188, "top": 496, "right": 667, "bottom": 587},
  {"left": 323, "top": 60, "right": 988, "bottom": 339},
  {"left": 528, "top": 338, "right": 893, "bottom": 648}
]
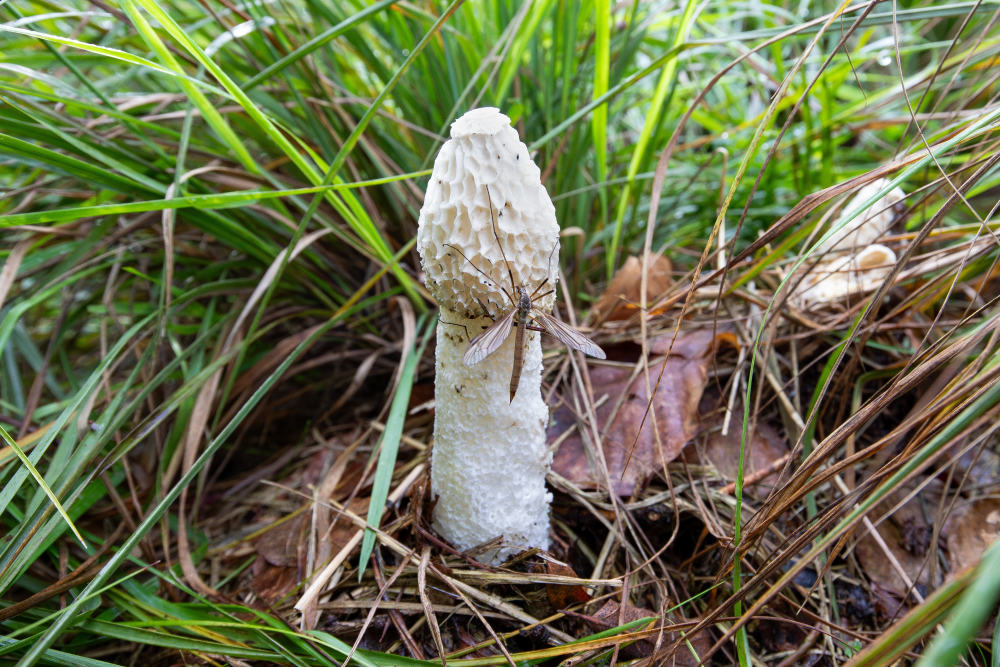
[{"left": 507, "top": 287, "right": 533, "bottom": 402}]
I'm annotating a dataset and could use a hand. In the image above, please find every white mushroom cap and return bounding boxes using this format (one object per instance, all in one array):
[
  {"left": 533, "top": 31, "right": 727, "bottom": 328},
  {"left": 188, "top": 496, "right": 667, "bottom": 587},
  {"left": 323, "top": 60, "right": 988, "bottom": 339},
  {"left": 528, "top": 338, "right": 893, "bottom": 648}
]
[
  {"left": 816, "top": 178, "right": 906, "bottom": 255},
  {"left": 417, "top": 107, "right": 560, "bottom": 318},
  {"left": 794, "top": 244, "right": 897, "bottom": 305}
]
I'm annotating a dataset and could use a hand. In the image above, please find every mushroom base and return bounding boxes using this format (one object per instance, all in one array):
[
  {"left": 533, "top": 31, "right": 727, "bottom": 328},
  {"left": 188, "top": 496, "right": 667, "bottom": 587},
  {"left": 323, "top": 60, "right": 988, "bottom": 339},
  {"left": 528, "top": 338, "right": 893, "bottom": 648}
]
[{"left": 431, "top": 309, "right": 552, "bottom": 564}]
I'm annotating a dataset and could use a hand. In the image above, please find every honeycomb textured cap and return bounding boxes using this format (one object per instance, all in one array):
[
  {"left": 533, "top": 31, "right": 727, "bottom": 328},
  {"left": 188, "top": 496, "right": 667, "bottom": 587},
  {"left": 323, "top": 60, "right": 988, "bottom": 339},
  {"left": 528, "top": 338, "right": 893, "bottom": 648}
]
[
  {"left": 450, "top": 106, "right": 513, "bottom": 138},
  {"left": 417, "top": 107, "right": 559, "bottom": 318}
]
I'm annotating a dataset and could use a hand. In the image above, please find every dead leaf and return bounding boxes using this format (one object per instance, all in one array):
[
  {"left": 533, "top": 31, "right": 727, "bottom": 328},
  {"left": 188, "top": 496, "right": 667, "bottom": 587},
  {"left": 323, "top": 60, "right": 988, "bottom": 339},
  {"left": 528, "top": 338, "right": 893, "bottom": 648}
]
[
  {"left": 686, "top": 393, "right": 789, "bottom": 495},
  {"left": 854, "top": 480, "right": 943, "bottom": 597},
  {"left": 870, "top": 582, "right": 907, "bottom": 623},
  {"left": 250, "top": 555, "right": 299, "bottom": 606},
  {"left": 942, "top": 497, "right": 1000, "bottom": 573},
  {"left": 756, "top": 617, "right": 807, "bottom": 654},
  {"left": 568, "top": 601, "right": 710, "bottom": 665},
  {"left": 550, "top": 328, "right": 731, "bottom": 495},
  {"left": 254, "top": 514, "right": 309, "bottom": 568},
  {"left": 652, "top": 630, "right": 713, "bottom": 667},
  {"left": 253, "top": 497, "right": 368, "bottom": 569},
  {"left": 567, "top": 601, "right": 657, "bottom": 660},
  {"left": 324, "top": 497, "right": 370, "bottom": 551},
  {"left": 593, "top": 255, "right": 672, "bottom": 322},
  {"left": 527, "top": 559, "right": 590, "bottom": 612},
  {"left": 952, "top": 445, "right": 1000, "bottom": 489}
]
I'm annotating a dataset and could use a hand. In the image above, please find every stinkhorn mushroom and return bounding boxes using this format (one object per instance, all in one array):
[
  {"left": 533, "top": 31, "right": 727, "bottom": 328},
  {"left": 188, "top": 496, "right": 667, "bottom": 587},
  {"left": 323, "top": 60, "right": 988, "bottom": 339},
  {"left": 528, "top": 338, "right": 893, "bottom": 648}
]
[
  {"left": 794, "top": 179, "right": 906, "bottom": 306},
  {"left": 815, "top": 178, "right": 906, "bottom": 255},
  {"left": 416, "top": 107, "right": 562, "bottom": 561},
  {"left": 793, "top": 243, "right": 897, "bottom": 304}
]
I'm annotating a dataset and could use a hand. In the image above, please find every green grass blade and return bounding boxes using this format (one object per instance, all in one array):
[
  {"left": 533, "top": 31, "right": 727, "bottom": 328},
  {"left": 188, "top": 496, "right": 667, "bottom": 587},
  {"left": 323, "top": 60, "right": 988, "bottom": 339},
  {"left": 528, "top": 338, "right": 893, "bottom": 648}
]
[
  {"left": 0, "top": 133, "right": 158, "bottom": 195},
  {"left": 0, "top": 638, "right": 119, "bottom": 667},
  {"left": 358, "top": 313, "right": 433, "bottom": 576},
  {"left": 0, "top": 311, "right": 154, "bottom": 525},
  {"left": 606, "top": 0, "right": 699, "bottom": 278},
  {"left": 845, "top": 567, "right": 975, "bottom": 667},
  {"left": 243, "top": 0, "right": 401, "bottom": 90},
  {"left": 0, "top": 423, "right": 85, "bottom": 547},
  {"left": 0, "top": 172, "right": 430, "bottom": 227},
  {"left": 118, "top": 0, "right": 259, "bottom": 174},
  {"left": 526, "top": 41, "right": 693, "bottom": 152},
  {"left": 994, "top": 613, "right": 1000, "bottom": 667},
  {"left": 915, "top": 539, "right": 1000, "bottom": 667},
  {"left": 495, "top": 0, "right": 557, "bottom": 104},
  {"left": 591, "top": 0, "right": 610, "bottom": 239},
  {"left": 0, "top": 24, "right": 227, "bottom": 96}
]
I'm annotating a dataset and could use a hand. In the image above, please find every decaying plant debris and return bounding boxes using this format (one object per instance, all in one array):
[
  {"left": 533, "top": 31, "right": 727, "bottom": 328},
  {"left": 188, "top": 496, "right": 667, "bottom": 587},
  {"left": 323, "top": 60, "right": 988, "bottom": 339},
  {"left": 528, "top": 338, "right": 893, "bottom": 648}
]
[{"left": 3, "top": 0, "right": 1000, "bottom": 664}]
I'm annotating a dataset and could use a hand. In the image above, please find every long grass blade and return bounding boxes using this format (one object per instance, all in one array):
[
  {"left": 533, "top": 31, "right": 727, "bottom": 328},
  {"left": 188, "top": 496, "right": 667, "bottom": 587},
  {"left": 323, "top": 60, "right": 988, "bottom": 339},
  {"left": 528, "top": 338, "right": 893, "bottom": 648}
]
[
  {"left": 358, "top": 314, "right": 433, "bottom": 576},
  {"left": 0, "top": 422, "right": 85, "bottom": 547},
  {"left": 914, "top": 539, "right": 1000, "bottom": 667}
]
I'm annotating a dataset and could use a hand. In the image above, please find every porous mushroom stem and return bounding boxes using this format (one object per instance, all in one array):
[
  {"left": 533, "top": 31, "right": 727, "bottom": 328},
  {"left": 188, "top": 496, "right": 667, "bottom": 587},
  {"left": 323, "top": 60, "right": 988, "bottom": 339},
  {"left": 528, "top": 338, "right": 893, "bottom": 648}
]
[
  {"left": 432, "top": 310, "right": 551, "bottom": 560},
  {"left": 417, "top": 107, "right": 559, "bottom": 563}
]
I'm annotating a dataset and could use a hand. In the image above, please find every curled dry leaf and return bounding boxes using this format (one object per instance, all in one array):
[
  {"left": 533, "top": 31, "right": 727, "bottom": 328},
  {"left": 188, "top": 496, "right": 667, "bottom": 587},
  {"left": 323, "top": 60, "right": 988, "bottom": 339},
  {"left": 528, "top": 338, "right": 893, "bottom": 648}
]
[
  {"left": 253, "top": 497, "right": 369, "bottom": 568},
  {"left": 567, "top": 601, "right": 710, "bottom": 665},
  {"left": 550, "top": 328, "right": 735, "bottom": 495},
  {"left": 593, "top": 255, "right": 672, "bottom": 322},
  {"left": 565, "top": 600, "right": 657, "bottom": 660},
  {"left": 854, "top": 480, "right": 942, "bottom": 598},
  {"left": 526, "top": 558, "right": 591, "bottom": 613},
  {"left": 942, "top": 497, "right": 1000, "bottom": 573},
  {"left": 253, "top": 513, "right": 309, "bottom": 569},
  {"left": 250, "top": 556, "right": 299, "bottom": 606},
  {"left": 948, "top": 443, "right": 1000, "bottom": 489},
  {"left": 686, "top": 393, "right": 790, "bottom": 495}
]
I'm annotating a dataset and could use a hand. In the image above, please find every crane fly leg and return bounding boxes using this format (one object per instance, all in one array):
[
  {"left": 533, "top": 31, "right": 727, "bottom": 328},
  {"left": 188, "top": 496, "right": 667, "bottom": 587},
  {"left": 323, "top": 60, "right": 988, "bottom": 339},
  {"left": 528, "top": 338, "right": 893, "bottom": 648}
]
[
  {"left": 438, "top": 315, "right": 474, "bottom": 340},
  {"left": 529, "top": 278, "right": 549, "bottom": 298}
]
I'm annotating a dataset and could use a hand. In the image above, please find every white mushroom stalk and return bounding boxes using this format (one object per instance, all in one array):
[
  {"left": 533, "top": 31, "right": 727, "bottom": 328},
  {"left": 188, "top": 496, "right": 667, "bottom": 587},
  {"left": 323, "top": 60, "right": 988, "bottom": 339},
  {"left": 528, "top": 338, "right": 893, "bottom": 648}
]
[{"left": 416, "top": 108, "right": 560, "bottom": 562}]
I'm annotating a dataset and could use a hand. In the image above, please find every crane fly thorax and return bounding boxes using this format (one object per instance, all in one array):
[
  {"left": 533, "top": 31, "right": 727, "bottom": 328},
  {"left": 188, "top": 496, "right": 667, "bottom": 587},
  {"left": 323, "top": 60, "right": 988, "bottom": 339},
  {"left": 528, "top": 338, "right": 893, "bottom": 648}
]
[{"left": 515, "top": 286, "right": 532, "bottom": 318}]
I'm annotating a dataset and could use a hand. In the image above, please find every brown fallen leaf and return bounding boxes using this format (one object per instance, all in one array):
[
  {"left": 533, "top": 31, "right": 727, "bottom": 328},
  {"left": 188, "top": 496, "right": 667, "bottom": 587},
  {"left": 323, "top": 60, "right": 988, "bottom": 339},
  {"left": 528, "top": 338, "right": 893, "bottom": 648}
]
[
  {"left": 550, "top": 328, "right": 733, "bottom": 495},
  {"left": 567, "top": 601, "right": 710, "bottom": 665},
  {"left": 526, "top": 558, "right": 591, "bottom": 613},
  {"left": 942, "top": 497, "right": 1000, "bottom": 573},
  {"left": 593, "top": 255, "right": 672, "bottom": 322},
  {"left": 755, "top": 616, "right": 807, "bottom": 654},
  {"left": 854, "top": 480, "right": 943, "bottom": 598},
  {"left": 250, "top": 556, "right": 299, "bottom": 606},
  {"left": 254, "top": 513, "right": 309, "bottom": 569},
  {"left": 651, "top": 629, "right": 714, "bottom": 667},
  {"left": 951, "top": 444, "right": 999, "bottom": 489},
  {"left": 253, "top": 497, "right": 369, "bottom": 569},
  {"left": 565, "top": 600, "right": 657, "bottom": 660},
  {"left": 686, "top": 393, "right": 790, "bottom": 496},
  {"left": 870, "top": 582, "right": 907, "bottom": 624}
]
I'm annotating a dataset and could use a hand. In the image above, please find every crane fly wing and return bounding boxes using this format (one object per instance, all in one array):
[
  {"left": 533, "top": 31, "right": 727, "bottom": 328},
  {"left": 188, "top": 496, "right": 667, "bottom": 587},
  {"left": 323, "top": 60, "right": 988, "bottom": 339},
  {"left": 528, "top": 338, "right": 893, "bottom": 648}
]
[
  {"left": 531, "top": 309, "right": 606, "bottom": 359},
  {"left": 463, "top": 309, "right": 516, "bottom": 366}
]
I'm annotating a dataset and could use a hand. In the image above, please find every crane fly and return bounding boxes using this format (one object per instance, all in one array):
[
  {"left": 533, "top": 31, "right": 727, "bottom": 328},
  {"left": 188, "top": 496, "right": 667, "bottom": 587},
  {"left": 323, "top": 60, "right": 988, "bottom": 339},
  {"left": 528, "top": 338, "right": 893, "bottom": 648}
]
[{"left": 444, "top": 191, "right": 605, "bottom": 403}]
